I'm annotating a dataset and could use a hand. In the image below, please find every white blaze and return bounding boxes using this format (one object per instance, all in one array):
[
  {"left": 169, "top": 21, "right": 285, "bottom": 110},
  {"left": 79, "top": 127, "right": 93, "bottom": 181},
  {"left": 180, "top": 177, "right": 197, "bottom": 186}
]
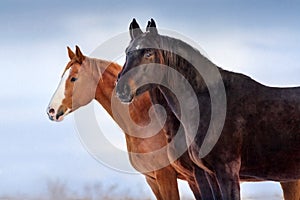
[{"left": 48, "top": 69, "right": 70, "bottom": 113}]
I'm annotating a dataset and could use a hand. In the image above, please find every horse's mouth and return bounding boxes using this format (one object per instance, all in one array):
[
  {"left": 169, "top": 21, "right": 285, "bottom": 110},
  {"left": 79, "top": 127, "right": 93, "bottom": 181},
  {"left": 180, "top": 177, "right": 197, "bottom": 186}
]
[
  {"left": 47, "top": 107, "right": 72, "bottom": 122},
  {"left": 56, "top": 110, "right": 65, "bottom": 121},
  {"left": 116, "top": 82, "right": 135, "bottom": 103},
  {"left": 117, "top": 85, "right": 149, "bottom": 103}
]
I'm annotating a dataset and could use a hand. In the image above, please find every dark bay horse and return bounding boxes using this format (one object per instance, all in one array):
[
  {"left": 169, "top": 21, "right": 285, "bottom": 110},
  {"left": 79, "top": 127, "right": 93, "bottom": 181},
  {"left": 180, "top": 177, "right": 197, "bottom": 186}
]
[
  {"left": 47, "top": 46, "right": 203, "bottom": 200},
  {"left": 116, "top": 19, "right": 300, "bottom": 199}
]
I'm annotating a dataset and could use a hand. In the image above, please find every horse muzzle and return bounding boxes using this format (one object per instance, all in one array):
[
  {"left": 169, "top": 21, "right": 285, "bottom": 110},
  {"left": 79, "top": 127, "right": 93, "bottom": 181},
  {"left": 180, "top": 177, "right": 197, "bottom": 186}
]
[
  {"left": 47, "top": 106, "right": 70, "bottom": 122},
  {"left": 116, "top": 82, "right": 134, "bottom": 103}
]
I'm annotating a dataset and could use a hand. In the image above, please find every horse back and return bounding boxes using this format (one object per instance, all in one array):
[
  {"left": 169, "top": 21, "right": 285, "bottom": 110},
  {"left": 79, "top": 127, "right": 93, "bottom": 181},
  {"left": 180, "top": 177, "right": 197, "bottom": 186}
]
[{"left": 224, "top": 73, "right": 300, "bottom": 180}]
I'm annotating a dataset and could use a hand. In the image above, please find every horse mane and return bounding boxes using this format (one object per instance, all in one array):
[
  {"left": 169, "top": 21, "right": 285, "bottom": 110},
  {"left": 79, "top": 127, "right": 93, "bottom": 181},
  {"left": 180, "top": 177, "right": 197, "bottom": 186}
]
[
  {"left": 156, "top": 34, "right": 258, "bottom": 91},
  {"left": 157, "top": 35, "right": 219, "bottom": 91},
  {"left": 86, "top": 57, "right": 105, "bottom": 81}
]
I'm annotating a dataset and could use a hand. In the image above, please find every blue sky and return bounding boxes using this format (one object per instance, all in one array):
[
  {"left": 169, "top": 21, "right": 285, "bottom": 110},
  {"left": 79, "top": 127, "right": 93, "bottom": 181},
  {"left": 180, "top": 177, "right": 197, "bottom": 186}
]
[{"left": 0, "top": 0, "right": 300, "bottom": 198}]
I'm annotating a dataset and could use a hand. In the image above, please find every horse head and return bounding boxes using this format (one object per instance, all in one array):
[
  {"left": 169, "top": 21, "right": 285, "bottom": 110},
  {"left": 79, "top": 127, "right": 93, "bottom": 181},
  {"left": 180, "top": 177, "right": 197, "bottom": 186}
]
[
  {"left": 116, "top": 18, "right": 166, "bottom": 103},
  {"left": 47, "top": 46, "right": 97, "bottom": 121}
]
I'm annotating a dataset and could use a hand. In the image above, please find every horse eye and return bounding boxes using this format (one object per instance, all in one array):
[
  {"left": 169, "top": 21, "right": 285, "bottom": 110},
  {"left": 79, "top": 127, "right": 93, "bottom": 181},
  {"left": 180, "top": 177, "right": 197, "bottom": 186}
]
[
  {"left": 70, "top": 77, "right": 78, "bottom": 82},
  {"left": 144, "top": 51, "right": 153, "bottom": 58}
]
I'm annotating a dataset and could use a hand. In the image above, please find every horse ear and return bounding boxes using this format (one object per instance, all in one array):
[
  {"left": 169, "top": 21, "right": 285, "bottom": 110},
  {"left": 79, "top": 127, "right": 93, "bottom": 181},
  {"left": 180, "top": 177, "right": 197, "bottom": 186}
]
[
  {"left": 148, "top": 18, "right": 158, "bottom": 34},
  {"left": 129, "top": 18, "right": 143, "bottom": 40},
  {"left": 146, "top": 20, "right": 151, "bottom": 32},
  {"left": 67, "top": 46, "right": 75, "bottom": 60},
  {"left": 75, "top": 45, "right": 85, "bottom": 63}
]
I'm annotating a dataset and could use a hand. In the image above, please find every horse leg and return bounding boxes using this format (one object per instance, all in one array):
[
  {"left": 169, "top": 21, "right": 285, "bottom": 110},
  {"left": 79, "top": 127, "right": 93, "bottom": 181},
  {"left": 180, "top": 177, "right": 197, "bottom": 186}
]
[
  {"left": 155, "top": 167, "right": 180, "bottom": 200},
  {"left": 205, "top": 171, "right": 223, "bottom": 200},
  {"left": 194, "top": 167, "right": 220, "bottom": 200},
  {"left": 145, "top": 176, "right": 163, "bottom": 200},
  {"left": 214, "top": 161, "right": 241, "bottom": 200},
  {"left": 280, "top": 180, "right": 300, "bottom": 200}
]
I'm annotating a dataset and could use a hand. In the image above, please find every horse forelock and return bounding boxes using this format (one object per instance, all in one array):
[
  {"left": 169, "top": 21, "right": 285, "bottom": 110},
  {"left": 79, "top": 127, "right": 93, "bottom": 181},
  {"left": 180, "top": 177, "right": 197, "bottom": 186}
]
[
  {"left": 62, "top": 59, "right": 78, "bottom": 78},
  {"left": 61, "top": 55, "right": 88, "bottom": 78},
  {"left": 128, "top": 32, "right": 160, "bottom": 53}
]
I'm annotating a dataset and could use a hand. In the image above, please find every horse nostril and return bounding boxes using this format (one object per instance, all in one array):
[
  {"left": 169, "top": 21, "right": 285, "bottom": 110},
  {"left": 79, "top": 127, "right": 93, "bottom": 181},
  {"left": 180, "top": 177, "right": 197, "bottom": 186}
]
[{"left": 48, "top": 108, "right": 55, "bottom": 114}]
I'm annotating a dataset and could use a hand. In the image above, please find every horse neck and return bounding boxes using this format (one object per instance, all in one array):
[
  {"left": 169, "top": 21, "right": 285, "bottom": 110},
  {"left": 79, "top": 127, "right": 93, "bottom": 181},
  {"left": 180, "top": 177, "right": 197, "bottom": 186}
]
[
  {"left": 88, "top": 58, "right": 156, "bottom": 151},
  {"left": 85, "top": 57, "right": 153, "bottom": 127},
  {"left": 85, "top": 57, "right": 120, "bottom": 116}
]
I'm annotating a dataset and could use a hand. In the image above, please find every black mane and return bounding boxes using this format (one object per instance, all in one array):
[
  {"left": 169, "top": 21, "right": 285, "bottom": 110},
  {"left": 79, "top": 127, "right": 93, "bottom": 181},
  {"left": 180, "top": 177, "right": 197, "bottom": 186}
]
[
  {"left": 154, "top": 34, "right": 223, "bottom": 92},
  {"left": 155, "top": 34, "right": 266, "bottom": 94}
]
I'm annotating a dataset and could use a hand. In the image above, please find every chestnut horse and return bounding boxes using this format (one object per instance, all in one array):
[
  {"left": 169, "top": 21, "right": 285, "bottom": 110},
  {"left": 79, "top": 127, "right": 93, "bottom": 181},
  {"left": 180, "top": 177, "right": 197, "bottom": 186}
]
[
  {"left": 47, "top": 46, "right": 202, "bottom": 200},
  {"left": 116, "top": 19, "right": 300, "bottom": 199}
]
